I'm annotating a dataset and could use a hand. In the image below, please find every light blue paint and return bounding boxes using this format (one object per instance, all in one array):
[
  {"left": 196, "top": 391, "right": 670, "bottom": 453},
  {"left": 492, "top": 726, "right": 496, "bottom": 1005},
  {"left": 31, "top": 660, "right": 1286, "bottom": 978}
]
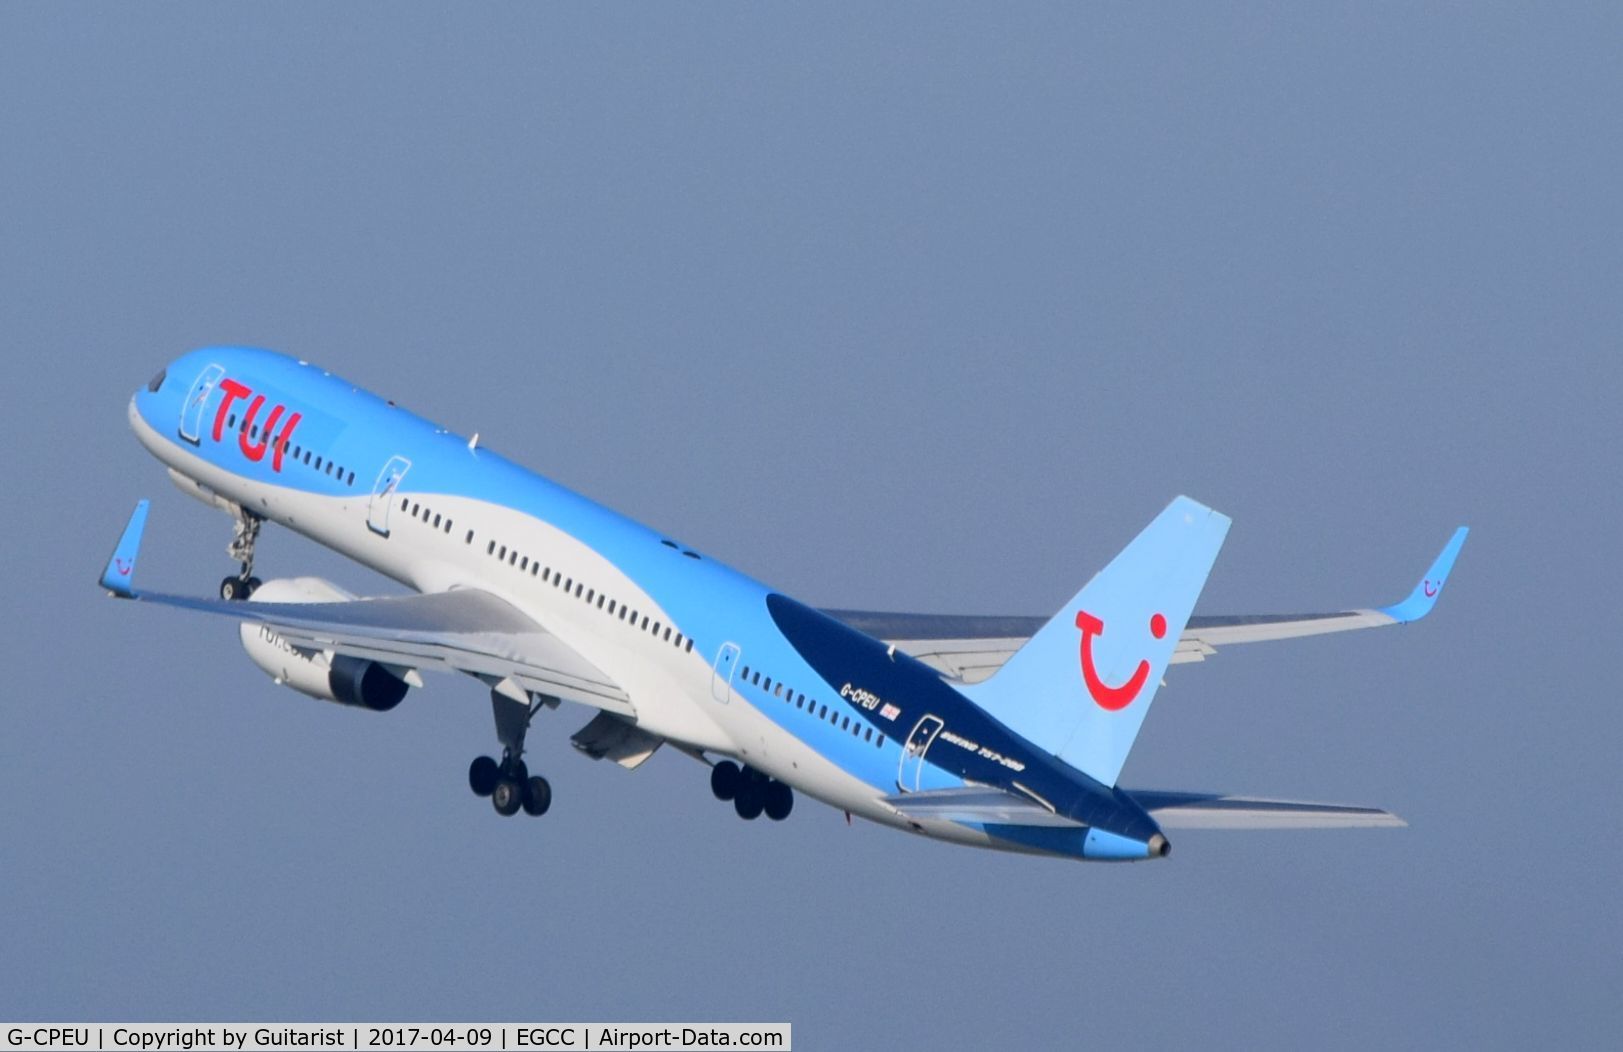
[
  {"left": 962, "top": 496, "right": 1231, "bottom": 787},
  {"left": 99, "top": 498, "right": 148, "bottom": 597},
  {"left": 1379, "top": 526, "right": 1470, "bottom": 623}
]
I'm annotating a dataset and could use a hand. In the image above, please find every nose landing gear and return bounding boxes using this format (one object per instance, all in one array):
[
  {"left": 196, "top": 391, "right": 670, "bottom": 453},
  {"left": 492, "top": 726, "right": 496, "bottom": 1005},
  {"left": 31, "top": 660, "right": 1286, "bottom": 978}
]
[
  {"left": 219, "top": 507, "right": 263, "bottom": 601},
  {"left": 709, "top": 760, "right": 793, "bottom": 821}
]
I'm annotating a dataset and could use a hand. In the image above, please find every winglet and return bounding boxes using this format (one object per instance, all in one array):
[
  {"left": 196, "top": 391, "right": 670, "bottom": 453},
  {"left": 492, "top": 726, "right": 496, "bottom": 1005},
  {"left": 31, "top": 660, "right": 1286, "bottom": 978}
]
[
  {"left": 100, "top": 500, "right": 150, "bottom": 597},
  {"left": 1379, "top": 526, "right": 1468, "bottom": 623}
]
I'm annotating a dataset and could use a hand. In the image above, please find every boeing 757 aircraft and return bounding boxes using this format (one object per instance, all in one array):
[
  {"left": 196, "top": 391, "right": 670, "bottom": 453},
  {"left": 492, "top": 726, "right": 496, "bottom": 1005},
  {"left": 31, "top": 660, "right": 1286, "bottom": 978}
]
[{"left": 102, "top": 348, "right": 1467, "bottom": 861}]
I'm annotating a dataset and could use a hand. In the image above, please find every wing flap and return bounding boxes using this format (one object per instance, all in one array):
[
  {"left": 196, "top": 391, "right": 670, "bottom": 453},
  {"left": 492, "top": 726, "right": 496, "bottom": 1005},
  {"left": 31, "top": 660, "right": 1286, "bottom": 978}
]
[{"left": 130, "top": 587, "right": 635, "bottom": 715}]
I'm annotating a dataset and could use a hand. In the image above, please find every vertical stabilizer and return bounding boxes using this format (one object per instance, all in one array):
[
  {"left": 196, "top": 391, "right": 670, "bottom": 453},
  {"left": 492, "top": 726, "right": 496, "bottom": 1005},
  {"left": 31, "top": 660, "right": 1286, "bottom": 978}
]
[{"left": 962, "top": 497, "right": 1230, "bottom": 786}]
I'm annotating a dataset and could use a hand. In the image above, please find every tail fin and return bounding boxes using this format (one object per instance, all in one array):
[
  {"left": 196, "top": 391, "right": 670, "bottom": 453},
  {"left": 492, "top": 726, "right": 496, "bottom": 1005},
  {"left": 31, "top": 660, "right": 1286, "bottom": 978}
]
[{"left": 962, "top": 496, "right": 1230, "bottom": 786}]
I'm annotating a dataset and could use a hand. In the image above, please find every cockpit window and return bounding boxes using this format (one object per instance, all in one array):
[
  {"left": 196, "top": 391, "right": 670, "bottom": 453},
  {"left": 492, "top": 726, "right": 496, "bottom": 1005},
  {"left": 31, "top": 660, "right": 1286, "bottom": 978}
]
[{"left": 147, "top": 368, "right": 167, "bottom": 393}]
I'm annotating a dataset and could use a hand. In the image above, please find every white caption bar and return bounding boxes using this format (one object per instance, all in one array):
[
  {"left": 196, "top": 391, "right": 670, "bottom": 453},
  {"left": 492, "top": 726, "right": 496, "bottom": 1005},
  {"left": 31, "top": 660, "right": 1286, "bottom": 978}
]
[{"left": 2, "top": 1025, "right": 791, "bottom": 1052}]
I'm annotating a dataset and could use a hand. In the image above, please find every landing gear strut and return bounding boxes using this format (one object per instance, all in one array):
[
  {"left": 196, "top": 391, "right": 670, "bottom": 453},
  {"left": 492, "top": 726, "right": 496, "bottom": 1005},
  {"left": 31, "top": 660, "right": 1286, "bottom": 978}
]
[
  {"left": 709, "top": 760, "right": 793, "bottom": 822},
  {"left": 219, "top": 506, "right": 263, "bottom": 601},
  {"left": 469, "top": 687, "right": 554, "bottom": 818}
]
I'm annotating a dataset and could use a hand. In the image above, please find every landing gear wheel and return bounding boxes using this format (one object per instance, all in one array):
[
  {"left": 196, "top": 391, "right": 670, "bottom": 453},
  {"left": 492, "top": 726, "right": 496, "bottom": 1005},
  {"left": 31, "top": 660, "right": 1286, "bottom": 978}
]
[
  {"left": 764, "top": 781, "right": 794, "bottom": 821},
  {"left": 710, "top": 761, "right": 740, "bottom": 801},
  {"left": 244, "top": 576, "right": 262, "bottom": 598},
  {"left": 500, "top": 757, "right": 529, "bottom": 784},
  {"left": 220, "top": 576, "right": 246, "bottom": 601},
  {"left": 468, "top": 756, "right": 499, "bottom": 797},
  {"left": 522, "top": 776, "right": 552, "bottom": 817},
  {"left": 734, "top": 785, "right": 765, "bottom": 820},
  {"left": 492, "top": 779, "right": 523, "bottom": 816}
]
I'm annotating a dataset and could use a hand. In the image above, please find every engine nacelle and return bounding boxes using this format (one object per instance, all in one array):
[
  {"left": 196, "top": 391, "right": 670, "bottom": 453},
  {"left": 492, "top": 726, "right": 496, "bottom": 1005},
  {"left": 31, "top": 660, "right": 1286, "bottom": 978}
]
[{"left": 238, "top": 577, "right": 410, "bottom": 712}]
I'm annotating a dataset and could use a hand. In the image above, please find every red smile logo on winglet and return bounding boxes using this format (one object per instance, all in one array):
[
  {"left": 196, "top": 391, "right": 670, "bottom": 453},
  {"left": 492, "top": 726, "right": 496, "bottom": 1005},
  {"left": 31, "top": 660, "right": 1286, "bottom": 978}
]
[
  {"left": 1423, "top": 579, "right": 1439, "bottom": 598},
  {"left": 1076, "top": 610, "right": 1165, "bottom": 711}
]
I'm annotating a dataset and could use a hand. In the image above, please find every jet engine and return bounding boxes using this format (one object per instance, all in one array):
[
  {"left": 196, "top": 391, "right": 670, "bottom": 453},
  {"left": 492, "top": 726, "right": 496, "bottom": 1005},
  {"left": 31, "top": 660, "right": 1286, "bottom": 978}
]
[{"left": 237, "top": 577, "right": 412, "bottom": 711}]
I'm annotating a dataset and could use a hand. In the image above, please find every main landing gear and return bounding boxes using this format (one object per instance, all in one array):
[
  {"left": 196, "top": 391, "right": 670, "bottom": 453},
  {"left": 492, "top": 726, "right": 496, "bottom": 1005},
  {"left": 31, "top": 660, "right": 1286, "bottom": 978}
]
[
  {"left": 219, "top": 506, "right": 263, "bottom": 601},
  {"left": 709, "top": 760, "right": 793, "bottom": 821},
  {"left": 468, "top": 686, "right": 554, "bottom": 818}
]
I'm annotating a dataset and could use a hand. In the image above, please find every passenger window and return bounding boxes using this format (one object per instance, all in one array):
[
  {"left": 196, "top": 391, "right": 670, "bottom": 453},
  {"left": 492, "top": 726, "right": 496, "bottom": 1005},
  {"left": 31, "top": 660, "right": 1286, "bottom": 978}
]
[
  {"left": 433, "top": 514, "right": 441, "bottom": 528},
  {"left": 401, "top": 498, "right": 409, "bottom": 512},
  {"left": 596, "top": 595, "right": 605, "bottom": 609},
  {"left": 685, "top": 639, "right": 693, "bottom": 653},
  {"left": 864, "top": 727, "right": 873, "bottom": 742},
  {"left": 314, "top": 457, "right": 322, "bottom": 470},
  {"left": 510, "top": 551, "right": 518, "bottom": 566},
  {"left": 499, "top": 546, "right": 507, "bottom": 559},
  {"left": 674, "top": 632, "right": 683, "bottom": 648},
  {"left": 774, "top": 683, "right": 783, "bottom": 698},
  {"left": 751, "top": 671, "right": 760, "bottom": 686},
  {"left": 607, "top": 600, "right": 616, "bottom": 615},
  {"left": 663, "top": 627, "right": 672, "bottom": 642},
  {"left": 347, "top": 471, "right": 356, "bottom": 486},
  {"left": 466, "top": 530, "right": 475, "bottom": 544}
]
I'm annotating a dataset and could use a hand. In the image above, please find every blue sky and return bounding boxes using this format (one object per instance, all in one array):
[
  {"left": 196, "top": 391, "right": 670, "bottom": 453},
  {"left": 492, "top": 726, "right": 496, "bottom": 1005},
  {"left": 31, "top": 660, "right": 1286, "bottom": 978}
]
[{"left": 2, "top": 5, "right": 1619, "bottom": 1047}]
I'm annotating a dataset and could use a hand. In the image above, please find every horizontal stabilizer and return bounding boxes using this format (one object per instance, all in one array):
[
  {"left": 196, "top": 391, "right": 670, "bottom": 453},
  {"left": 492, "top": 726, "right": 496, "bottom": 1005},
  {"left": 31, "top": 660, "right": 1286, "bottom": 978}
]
[
  {"left": 882, "top": 787, "right": 1084, "bottom": 829},
  {"left": 1130, "top": 790, "right": 1405, "bottom": 829}
]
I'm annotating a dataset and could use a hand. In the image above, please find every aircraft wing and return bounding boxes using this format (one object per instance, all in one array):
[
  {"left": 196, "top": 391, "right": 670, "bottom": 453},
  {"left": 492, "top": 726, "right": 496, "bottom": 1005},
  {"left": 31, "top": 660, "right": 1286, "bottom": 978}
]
[
  {"left": 98, "top": 500, "right": 633, "bottom": 716},
  {"left": 825, "top": 527, "right": 1467, "bottom": 683}
]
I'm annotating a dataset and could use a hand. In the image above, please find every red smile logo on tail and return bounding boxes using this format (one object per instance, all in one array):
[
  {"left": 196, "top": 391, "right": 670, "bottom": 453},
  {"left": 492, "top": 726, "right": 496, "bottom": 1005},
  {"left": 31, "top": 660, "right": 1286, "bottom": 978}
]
[{"left": 1075, "top": 610, "right": 1165, "bottom": 711}]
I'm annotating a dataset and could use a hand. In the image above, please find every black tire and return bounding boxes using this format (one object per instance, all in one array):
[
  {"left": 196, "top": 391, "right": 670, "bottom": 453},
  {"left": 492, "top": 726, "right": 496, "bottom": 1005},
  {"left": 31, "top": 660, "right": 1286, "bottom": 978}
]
[
  {"left": 522, "top": 776, "right": 552, "bottom": 817},
  {"left": 492, "top": 779, "right": 523, "bottom": 816},
  {"left": 244, "top": 576, "right": 262, "bottom": 597},
  {"left": 764, "top": 781, "right": 794, "bottom": 821},
  {"left": 468, "top": 755, "right": 499, "bottom": 797},
  {"left": 710, "top": 761, "right": 740, "bottom": 801},
  {"left": 500, "top": 757, "right": 529, "bottom": 783},
  {"left": 220, "top": 576, "right": 243, "bottom": 601},
  {"left": 734, "top": 786, "right": 764, "bottom": 820}
]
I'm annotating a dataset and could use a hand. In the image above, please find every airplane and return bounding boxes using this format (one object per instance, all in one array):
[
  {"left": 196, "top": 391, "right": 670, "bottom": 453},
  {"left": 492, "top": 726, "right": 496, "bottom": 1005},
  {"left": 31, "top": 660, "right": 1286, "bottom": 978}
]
[{"left": 100, "top": 347, "right": 1467, "bottom": 862}]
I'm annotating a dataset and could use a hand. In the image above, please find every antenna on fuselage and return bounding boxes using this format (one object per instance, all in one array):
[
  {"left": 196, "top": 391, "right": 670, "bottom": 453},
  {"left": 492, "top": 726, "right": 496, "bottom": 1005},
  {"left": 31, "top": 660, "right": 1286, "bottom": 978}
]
[{"left": 468, "top": 433, "right": 480, "bottom": 451}]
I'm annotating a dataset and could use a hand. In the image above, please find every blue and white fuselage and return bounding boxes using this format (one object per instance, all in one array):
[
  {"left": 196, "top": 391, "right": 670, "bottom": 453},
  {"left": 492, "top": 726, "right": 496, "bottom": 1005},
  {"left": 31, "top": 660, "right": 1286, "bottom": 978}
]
[{"left": 115, "top": 347, "right": 1464, "bottom": 863}]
